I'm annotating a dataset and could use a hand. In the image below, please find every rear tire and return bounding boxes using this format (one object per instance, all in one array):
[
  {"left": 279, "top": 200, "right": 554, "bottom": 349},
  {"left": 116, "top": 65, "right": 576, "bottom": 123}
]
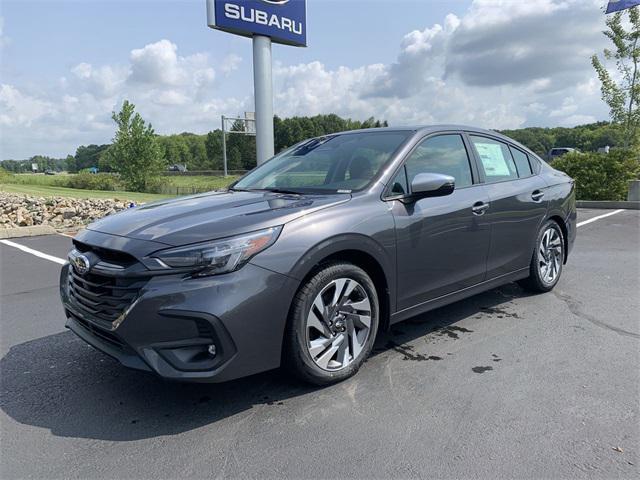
[
  {"left": 518, "top": 219, "right": 565, "bottom": 293},
  {"left": 284, "top": 262, "right": 379, "bottom": 386}
]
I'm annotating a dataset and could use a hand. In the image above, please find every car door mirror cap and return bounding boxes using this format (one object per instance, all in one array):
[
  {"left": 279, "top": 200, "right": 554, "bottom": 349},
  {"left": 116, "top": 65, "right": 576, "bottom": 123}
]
[{"left": 406, "top": 173, "right": 455, "bottom": 201}]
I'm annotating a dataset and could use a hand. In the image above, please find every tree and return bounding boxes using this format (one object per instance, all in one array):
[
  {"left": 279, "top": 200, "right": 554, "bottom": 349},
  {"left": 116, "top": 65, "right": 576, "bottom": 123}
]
[
  {"left": 102, "top": 100, "right": 165, "bottom": 191},
  {"left": 73, "top": 144, "right": 110, "bottom": 172},
  {"left": 592, "top": 7, "right": 640, "bottom": 148},
  {"left": 205, "top": 130, "right": 223, "bottom": 170}
]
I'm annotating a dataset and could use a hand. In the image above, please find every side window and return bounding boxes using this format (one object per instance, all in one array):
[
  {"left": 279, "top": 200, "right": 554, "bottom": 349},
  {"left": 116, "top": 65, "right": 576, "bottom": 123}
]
[
  {"left": 509, "top": 146, "right": 533, "bottom": 177},
  {"left": 405, "top": 134, "right": 473, "bottom": 189},
  {"left": 387, "top": 166, "right": 408, "bottom": 197},
  {"left": 470, "top": 135, "right": 518, "bottom": 183}
]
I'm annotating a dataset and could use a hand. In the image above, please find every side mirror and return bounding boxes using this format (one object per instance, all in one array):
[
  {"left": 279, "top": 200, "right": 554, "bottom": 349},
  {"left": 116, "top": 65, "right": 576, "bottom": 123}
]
[{"left": 409, "top": 173, "right": 455, "bottom": 199}]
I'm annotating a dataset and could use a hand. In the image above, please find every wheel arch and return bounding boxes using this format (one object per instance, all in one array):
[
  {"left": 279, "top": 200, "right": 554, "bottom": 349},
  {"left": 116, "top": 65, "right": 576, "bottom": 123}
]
[
  {"left": 286, "top": 235, "right": 395, "bottom": 335},
  {"left": 547, "top": 214, "right": 569, "bottom": 264}
]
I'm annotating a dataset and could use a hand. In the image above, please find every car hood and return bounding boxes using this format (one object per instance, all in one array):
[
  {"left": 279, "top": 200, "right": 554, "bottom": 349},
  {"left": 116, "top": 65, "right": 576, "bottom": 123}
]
[{"left": 87, "top": 190, "right": 350, "bottom": 246}]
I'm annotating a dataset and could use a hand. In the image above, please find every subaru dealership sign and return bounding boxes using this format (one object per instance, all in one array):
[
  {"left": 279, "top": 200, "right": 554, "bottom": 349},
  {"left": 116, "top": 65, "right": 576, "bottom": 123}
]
[{"left": 207, "top": 0, "right": 307, "bottom": 47}]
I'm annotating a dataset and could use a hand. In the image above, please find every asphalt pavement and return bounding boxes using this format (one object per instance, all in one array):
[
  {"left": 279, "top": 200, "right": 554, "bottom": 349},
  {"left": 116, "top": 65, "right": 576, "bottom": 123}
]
[{"left": 0, "top": 209, "right": 638, "bottom": 479}]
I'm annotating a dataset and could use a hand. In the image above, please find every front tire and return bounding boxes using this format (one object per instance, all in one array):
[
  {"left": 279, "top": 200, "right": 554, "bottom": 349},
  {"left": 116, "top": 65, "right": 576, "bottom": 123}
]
[
  {"left": 284, "top": 262, "right": 379, "bottom": 385},
  {"left": 519, "top": 219, "right": 565, "bottom": 293}
]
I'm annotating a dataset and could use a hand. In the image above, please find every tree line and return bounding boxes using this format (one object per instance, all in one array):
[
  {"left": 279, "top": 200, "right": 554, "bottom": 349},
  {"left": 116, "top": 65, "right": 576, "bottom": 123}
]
[
  {"left": 1, "top": 117, "right": 627, "bottom": 175},
  {"left": 0, "top": 113, "right": 389, "bottom": 174}
]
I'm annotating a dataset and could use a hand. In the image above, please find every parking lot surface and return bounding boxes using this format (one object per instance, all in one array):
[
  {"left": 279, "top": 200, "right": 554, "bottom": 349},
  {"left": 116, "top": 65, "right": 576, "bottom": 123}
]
[{"left": 1, "top": 209, "right": 638, "bottom": 479}]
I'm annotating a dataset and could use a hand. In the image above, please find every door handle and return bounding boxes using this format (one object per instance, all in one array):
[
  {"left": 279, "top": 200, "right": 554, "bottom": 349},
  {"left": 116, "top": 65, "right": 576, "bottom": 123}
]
[
  {"left": 531, "top": 190, "right": 545, "bottom": 201},
  {"left": 471, "top": 201, "right": 489, "bottom": 215}
]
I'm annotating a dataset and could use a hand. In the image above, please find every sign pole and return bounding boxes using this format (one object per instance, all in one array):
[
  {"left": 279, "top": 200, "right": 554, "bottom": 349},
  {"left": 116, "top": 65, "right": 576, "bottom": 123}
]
[
  {"left": 252, "top": 34, "right": 274, "bottom": 166},
  {"left": 221, "top": 115, "right": 228, "bottom": 177}
]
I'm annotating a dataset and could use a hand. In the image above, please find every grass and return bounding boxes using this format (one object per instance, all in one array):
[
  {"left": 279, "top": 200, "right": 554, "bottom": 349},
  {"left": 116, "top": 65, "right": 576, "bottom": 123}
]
[
  {"left": 1, "top": 172, "right": 241, "bottom": 200},
  {"left": 5, "top": 173, "right": 240, "bottom": 196},
  {"left": 0, "top": 183, "right": 172, "bottom": 203}
]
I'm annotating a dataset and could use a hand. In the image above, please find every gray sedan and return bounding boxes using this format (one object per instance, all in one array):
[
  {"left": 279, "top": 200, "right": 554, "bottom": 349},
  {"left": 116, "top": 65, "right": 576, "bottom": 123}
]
[{"left": 60, "top": 125, "right": 576, "bottom": 385}]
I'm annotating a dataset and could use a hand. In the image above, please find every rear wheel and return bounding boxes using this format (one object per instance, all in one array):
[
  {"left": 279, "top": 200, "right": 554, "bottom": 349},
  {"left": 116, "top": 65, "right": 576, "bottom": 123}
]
[
  {"left": 284, "top": 262, "right": 379, "bottom": 385},
  {"left": 519, "top": 219, "right": 565, "bottom": 293}
]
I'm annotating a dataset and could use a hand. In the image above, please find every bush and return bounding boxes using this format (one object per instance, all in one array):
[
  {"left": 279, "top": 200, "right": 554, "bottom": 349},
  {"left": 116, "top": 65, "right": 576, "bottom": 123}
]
[
  {"left": 65, "top": 172, "right": 122, "bottom": 191},
  {"left": 552, "top": 150, "right": 640, "bottom": 200},
  {"left": 0, "top": 167, "right": 13, "bottom": 182}
]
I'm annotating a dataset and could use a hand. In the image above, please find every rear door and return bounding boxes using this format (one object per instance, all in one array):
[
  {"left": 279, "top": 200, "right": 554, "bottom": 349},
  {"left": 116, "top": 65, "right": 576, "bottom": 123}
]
[
  {"left": 389, "top": 133, "right": 491, "bottom": 312},
  {"left": 467, "top": 134, "right": 548, "bottom": 279}
]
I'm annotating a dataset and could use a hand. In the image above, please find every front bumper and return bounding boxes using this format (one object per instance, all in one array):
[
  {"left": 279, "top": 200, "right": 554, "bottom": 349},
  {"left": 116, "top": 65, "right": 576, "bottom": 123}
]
[{"left": 60, "top": 260, "right": 297, "bottom": 383}]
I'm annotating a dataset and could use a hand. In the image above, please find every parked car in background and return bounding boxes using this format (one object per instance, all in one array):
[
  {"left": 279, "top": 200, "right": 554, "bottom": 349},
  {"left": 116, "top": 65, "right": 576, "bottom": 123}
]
[
  {"left": 548, "top": 147, "right": 578, "bottom": 162},
  {"left": 168, "top": 164, "right": 188, "bottom": 172},
  {"left": 60, "top": 125, "right": 576, "bottom": 385},
  {"left": 44, "top": 169, "right": 56, "bottom": 175}
]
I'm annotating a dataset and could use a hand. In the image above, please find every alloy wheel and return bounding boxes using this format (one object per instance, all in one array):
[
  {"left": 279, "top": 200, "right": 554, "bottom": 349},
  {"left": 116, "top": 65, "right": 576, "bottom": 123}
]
[
  {"left": 306, "top": 278, "right": 372, "bottom": 371},
  {"left": 538, "top": 227, "right": 563, "bottom": 284}
]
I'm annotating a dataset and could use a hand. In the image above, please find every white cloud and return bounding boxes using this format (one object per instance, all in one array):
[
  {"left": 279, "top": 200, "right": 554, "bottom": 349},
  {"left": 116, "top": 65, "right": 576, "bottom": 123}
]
[
  {"left": 0, "top": 84, "right": 54, "bottom": 127},
  {"left": 220, "top": 53, "right": 242, "bottom": 74},
  {"left": 274, "top": 0, "right": 608, "bottom": 130},
  {"left": 0, "top": 0, "right": 611, "bottom": 158}
]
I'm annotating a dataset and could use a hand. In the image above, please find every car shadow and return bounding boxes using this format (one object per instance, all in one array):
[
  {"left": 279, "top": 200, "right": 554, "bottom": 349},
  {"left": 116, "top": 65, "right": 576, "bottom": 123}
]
[{"left": 0, "top": 283, "right": 534, "bottom": 441}]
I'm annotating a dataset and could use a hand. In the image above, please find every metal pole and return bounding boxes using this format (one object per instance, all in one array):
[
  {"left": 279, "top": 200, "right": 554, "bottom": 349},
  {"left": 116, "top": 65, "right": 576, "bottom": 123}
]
[
  {"left": 221, "top": 115, "right": 228, "bottom": 177},
  {"left": 252, "top": 35, "right": 274, "bottom": 166}
]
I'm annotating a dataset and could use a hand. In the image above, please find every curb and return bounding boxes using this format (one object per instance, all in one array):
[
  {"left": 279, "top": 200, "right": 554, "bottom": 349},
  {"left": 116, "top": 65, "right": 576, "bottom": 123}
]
[
  {"left": 576, "top": 200, "right": 640, "bottom": 210},
  {"left": 0, "top": 225, "right": 58, "bottom": 239}
]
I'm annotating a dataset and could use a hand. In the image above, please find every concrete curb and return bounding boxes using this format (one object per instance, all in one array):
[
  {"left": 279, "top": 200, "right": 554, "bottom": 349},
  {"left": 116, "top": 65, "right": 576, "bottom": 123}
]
[
  {"left": 0, "top": 225, "right": 58, "bottom": 239},
  {"left": 577, "top": 200, "right": 640, "bottom": 210}
]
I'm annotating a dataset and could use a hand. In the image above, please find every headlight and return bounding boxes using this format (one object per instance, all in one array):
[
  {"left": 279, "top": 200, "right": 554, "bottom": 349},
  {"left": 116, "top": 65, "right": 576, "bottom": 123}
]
[{"left": 152, "top": 226, "right": 282, "bottom": 277}]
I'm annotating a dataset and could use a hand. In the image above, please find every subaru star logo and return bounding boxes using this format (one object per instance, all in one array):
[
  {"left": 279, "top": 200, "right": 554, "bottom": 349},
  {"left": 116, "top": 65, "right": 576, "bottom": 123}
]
[{"left": 72, "top": 254, "right": 91, "bottom": 276}]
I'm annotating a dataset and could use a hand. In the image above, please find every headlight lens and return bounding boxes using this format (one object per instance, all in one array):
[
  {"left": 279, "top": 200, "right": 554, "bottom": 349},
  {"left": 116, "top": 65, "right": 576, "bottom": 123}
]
[{"left": 152, "top": 226, "right": 282, "bottom": 277}]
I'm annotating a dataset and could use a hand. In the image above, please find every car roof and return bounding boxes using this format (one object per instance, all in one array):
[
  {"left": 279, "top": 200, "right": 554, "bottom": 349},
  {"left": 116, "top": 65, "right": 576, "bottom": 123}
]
[{"left": 333, "top": 124, "right": 538, "bottom": 157}]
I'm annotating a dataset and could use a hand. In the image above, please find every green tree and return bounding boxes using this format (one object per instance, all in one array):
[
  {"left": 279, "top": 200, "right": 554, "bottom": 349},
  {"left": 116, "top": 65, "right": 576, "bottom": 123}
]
[
  {"left": 205, "top": 130, "right": 223, "bottom": 170},
  {"left": 65, "top": 155, "right": 76, "bottom": 172},
  {"left": 592, "top": 7, "right": 640, "bottom": 147},
  {"left": 228, "top": 146, "right": 242, "bottom": 170},
  {"left": 103, "top": 100, "right": 165, "bottom": 191},
  {"left": 74, "top": 144, "right": 109, "bottom": 172}
]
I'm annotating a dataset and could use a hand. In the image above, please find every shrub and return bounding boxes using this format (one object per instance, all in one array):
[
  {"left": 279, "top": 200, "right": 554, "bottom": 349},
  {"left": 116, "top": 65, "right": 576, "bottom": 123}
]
[
  {"left": 65, "top": 172, "right": 122, "bottom": 191},
  {"left": 0, "top": 167, "right": 13, "bottom": 182},
  {"left": 552, "top": 150, "right": 640, "bottom": 200}
]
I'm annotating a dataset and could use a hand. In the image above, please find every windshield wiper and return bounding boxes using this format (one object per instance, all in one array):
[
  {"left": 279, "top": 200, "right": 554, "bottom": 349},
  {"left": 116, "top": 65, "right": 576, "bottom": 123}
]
[{"left": 261, "top": 188, "right": 304, "bottom": 195}]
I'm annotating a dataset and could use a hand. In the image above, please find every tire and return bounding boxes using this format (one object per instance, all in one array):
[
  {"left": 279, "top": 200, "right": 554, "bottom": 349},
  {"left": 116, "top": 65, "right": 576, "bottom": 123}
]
[
  {"left": 284, "top": 262, "right": 379, "bottom": 385},
  {"left": 518, "top": 219, "right": 565, "bottom": 293}
]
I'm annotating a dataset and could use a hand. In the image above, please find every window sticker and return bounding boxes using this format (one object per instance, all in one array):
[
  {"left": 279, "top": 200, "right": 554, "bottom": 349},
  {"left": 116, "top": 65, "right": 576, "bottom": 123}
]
[{"left": 475, "top": 143, "right": 510, "bottom": 176}]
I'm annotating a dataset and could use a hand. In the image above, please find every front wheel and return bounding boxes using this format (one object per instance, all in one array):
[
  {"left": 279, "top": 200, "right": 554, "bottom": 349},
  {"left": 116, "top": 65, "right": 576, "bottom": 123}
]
[
  {"left": 284, "top": 262, "right": 379, "bottom": 385},
  {"left": 519, "top": 219, "right": 565, "bottom": 293}
]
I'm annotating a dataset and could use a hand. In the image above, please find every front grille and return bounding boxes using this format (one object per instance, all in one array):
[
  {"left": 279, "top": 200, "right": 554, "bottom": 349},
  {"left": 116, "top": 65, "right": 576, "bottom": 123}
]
[{"left": 67, "top": 243, "right": 148, "bottom": 326}]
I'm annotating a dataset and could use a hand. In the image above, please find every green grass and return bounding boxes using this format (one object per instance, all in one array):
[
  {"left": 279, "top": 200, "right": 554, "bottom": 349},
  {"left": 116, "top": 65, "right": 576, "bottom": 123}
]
[
  {"left": 0, "top": 183, "right": 172, "bottom": 202},
  {"left": 6, "top": 173, "right": 239, "bottom": 195}
]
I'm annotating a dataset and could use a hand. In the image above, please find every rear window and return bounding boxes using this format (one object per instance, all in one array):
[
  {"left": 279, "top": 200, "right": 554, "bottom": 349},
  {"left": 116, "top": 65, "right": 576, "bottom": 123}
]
[{"left": 509, "top": 146, "right": 533, "bottom": 177}]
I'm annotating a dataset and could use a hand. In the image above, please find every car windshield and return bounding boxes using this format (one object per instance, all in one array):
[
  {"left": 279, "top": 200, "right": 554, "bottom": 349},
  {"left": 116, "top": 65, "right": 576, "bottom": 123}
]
[{"left": 232, "top": 131, "right": 411, "bottom": 194}]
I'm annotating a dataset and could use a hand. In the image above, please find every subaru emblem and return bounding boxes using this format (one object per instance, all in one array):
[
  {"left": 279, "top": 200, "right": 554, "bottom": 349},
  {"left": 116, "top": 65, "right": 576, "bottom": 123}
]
[{"left": 72, "top": 254, "right": 91, "bottom": 276}]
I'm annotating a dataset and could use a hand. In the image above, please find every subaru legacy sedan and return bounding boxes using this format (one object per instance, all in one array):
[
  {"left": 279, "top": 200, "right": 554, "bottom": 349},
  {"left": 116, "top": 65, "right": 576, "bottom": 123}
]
[{"left": 60, "top": 126, "right": 576, "bottom": 385}]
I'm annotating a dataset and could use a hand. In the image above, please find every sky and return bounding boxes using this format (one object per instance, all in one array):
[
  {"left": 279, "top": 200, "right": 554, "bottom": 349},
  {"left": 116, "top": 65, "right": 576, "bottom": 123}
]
[{"left": 0, "top": 0, "right": 613, "bottom": 159}]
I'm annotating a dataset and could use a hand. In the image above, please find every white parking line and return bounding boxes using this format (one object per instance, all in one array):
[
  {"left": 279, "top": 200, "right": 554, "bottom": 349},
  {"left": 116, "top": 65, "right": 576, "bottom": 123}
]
[
  {"left": 0, "top": 208, "right": 629, "bottom": 266},
  {"left": 577, "top": 209, "right": 625, "bottom": 228},
  {"left": 0, "top": 239, "right": 66, "bottom": 265}
]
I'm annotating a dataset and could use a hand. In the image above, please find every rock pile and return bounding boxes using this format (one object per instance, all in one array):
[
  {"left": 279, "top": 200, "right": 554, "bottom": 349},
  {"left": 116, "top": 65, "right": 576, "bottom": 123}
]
[{"left": 0, "top": 193, "right": 134, "bottom": 230}]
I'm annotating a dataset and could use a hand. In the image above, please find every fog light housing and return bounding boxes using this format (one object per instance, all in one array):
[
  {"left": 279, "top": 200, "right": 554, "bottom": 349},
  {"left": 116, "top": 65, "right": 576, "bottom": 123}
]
[{"left": 207, "top": 344, "right": 217, "bottom": 357}]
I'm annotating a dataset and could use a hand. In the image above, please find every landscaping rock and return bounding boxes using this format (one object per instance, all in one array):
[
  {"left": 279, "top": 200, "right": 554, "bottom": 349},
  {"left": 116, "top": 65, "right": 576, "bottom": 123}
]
[{"left": 0, "top": 193, "right": 137, "bottom": 232}]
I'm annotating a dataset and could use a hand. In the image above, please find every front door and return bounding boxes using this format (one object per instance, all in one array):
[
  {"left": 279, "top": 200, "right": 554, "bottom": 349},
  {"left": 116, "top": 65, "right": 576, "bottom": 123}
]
[{"left": 390, "top": 134, "right": 492, "bottom": 312}]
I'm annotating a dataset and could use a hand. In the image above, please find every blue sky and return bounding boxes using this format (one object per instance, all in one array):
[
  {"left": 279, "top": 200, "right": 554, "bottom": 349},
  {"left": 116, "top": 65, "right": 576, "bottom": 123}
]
[{"left": 1, "top": 0, "right": 610, "bottom": 158}]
